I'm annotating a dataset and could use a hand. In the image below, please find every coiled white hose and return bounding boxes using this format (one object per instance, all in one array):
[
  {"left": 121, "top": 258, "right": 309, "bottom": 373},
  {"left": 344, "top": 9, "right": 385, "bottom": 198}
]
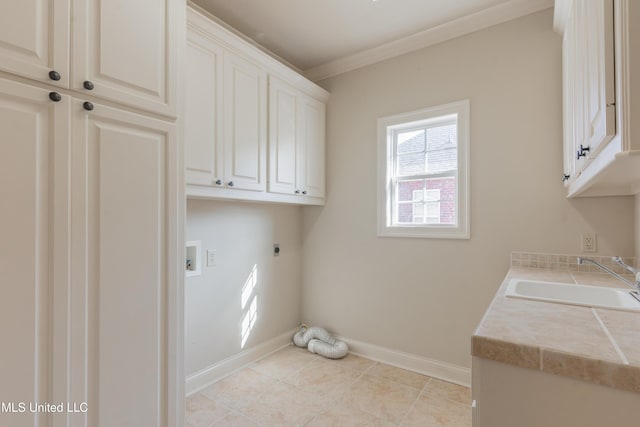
[{"left": 293, "top": 325, "right": 348, "bottom": 359}]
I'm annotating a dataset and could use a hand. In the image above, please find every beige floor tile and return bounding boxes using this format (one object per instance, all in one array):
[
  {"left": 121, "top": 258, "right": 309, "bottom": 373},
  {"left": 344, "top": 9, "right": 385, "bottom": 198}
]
[
  {"left": 241, "top": 381, "right": 329, "bottom": 426},
  {"left": 185, "top": 393, "right": 230, "bottom": 427},
  {"left": 367, "top": 362, "right": 430, "bottom": 390},
  {"left": 199, "top": 367, "right": 279, "bottom": 410},
  {"left": 401, "top": 392, "right": 471, "bottom": 427},
  {"left": 211, "top": 411, "right": 261, "bottom": 427},
  {"left": 342, "top": 374, "right": 421, "bottom": 424},
  {"left": 329, "top": 353, "right": 377, "bottom": 372},
  {"left": 422, "top": 378, "right": 471, "bottom": 405},
  {"left": 283, "top": 358, "right": 361, "bottom": 395},
  {"left": 307, "top": 401, "right": 396, "bottom": 427},
  {"left": 251, "top": 345, "right": 317, "bottom": 379}
]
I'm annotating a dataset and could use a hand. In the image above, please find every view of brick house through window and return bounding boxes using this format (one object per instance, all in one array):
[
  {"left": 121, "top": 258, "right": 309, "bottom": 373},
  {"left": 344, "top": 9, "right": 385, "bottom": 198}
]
[
  {"left": 395, "top": 122, "right": 457, "bottom": 225},
  {"left": 378, "top": 99, "right": 469, "bottom": 239}
]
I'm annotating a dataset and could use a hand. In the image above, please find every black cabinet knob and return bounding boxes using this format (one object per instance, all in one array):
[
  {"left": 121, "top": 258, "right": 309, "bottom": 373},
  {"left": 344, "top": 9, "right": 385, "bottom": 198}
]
[
  {"left": 83, "top": 101, "right": 94, "bottom": 111},
  {"left": 562, "top": 174, "right": 570, "bottom": 182},
  {"left": 302, "top": 190, "right": 307, "bottom": 195},
  {"left": 227, "top": 181, "right": 234, "bottom": 187},
  {"left": 48, "top": 70, "right": 61, "bottom": 81},
  {"left": 215, "top": 179, "right": 222, "bottom": 185},
  {"left": 49, "top": 92, "right": 62, "bottom": 102},
  {"left": 295, "top": 190, "right": 300, "bottom": 194},
  {"left": 83, "top": 80, "right": 94, "bottom": 90}
]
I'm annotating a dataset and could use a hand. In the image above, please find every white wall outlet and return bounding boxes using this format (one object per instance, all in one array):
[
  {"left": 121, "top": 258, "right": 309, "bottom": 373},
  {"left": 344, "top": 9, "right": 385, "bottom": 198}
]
[
  {"left": 206, "top": 249, "right": 216, "bottom": 267},
  {"left": 581, "top": 233, "right": 596, "bottom": 252}
]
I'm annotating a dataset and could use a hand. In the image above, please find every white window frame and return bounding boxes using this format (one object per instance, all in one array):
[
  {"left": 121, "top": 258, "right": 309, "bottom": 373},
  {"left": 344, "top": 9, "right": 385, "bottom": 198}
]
[{"left": 377, "top": 100, "right": 470, "bottom": 239}]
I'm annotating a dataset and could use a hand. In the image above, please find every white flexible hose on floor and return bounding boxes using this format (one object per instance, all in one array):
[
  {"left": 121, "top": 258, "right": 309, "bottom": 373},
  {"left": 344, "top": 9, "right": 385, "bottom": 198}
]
[{"left": 293, "top": 325, "right": 348, "bottom": 359}]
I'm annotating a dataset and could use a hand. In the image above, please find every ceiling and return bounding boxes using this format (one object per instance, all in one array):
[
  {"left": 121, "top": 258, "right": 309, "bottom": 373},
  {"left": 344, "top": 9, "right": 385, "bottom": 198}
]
[{"left": 192, "top": 0, "right": 553, "bottom": 78}]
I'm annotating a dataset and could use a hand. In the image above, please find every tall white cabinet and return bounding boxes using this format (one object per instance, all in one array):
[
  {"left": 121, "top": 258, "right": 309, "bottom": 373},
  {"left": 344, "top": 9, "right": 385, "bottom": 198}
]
[
  {"left": 0, "top": 78, "right": 71, "bottom": 427},
  {"left": 0, "top": 1, "right": 183, "bottom": 426},
  {"left": 185, "top": 6, "right": 328, "bottom": 205}
]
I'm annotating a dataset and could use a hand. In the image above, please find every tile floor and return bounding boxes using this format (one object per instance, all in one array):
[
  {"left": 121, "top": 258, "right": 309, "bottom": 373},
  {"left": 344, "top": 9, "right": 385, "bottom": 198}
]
[{"left": 186, "top": 345, "right": 471, "bottom": 427}]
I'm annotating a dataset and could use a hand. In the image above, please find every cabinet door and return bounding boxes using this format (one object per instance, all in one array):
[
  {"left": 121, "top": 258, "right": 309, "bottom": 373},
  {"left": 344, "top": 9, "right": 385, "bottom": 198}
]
[
  {"left": 573, "top": 0, "right": 589, "bottom": 173},
  {"left": 298, "top": 95, "right": 326, "bottom": 198},
  {"left": 185, "top": 27, "right": 224, "bottom": 187},
  {"left": 562, "top": 8, "right": 577, "bottom": 181},
  {"left": 0, "top": 0, "right": 69, "bottom": 88},
  {"left": 584, "top": 0, "right": 615, "bottom": 153},
  {"left": 269, "top": 77, "right": 299, "bottom": 195},
  {"left": 71, "top": 103, "right": 178, "bottom": 427},
  {"left": 223, "top": 51, "right": 267, "bottom": 191},
  {"left": 72, "top": 0, "right": 178, "bottom": 117},
  {"left": 0, "top": 79, "right": 71, "bottom": 427}
]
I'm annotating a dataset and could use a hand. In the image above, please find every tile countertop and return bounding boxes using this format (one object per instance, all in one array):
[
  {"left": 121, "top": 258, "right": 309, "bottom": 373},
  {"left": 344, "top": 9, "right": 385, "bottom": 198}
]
[{"left": 472, "top": 267, "right": 640, "bottom": 394}]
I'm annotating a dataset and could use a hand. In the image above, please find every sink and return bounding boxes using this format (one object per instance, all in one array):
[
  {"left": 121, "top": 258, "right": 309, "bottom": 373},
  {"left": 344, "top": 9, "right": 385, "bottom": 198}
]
[{"left": 504, "top": 279, "right": 640, "bottom": 312}]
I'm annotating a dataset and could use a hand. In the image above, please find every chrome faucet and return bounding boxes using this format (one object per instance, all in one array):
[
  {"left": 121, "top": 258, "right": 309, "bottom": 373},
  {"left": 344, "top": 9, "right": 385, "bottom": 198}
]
[{"left": 577, "top": 256, "right": 640, "bottom": 293}]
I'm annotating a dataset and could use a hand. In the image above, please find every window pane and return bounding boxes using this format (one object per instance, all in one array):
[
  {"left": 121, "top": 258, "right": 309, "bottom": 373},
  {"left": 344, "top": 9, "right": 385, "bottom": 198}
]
[
  {"left": 397, "top": 202, "right": 414, "bottom": 224},
  {"left": 427, "top": 123, "right": 456, "bottom": 151},
  {"left": 425, "top": 176, "right": 456, "bottom": 225},
  {"left": 397, "top": 179, "right": 425, "bottom": 202},
  {"left": 427, "top": 148, "right": 457, "bottom": 173},
  {"left": 397, "top": 130, "right": 425, "bottom": 153},
  {"left": 397, "top": 152, "right": 425, "bottom": 175},
  {"left": 395, "top": 177, "right": 456, "bottom": 225}
]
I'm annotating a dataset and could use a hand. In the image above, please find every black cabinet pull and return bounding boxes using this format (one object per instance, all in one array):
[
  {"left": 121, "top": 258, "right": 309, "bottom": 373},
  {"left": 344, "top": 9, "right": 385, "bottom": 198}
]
[
  {"left": 215, "top": 179, "right": 222, "bottom": 185},
  {"left": 49, "top": 92, "right": 62, "bottom": 102},
  {"left": 302, "top": 190, "right": 307, "bottom": 195},
  {"left": 562, "top": 174, "right": 570, "bottom": 182},
  {"left": 83, "top": 101, "right": 94, "bottom": 111},
  {"left": 227, "top": 181, "right": 234, "bottom": 187},
  {"left": 48, "top": 70, "right": 61, "bottom": 81},
  {"left": 576, "top": 144, "right": 590, "bottom": 159},
  {"left": 295, "top": 190, "right": 300, "bottom": 194},
  {"left": 83, "top": 81, "right": 94, "bottom": 90}
]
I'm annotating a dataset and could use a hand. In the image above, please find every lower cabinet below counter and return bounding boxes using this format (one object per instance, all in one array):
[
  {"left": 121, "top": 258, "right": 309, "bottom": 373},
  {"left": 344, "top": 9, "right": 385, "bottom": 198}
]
[{"left": 472, "top": 357, "right": 639, "bottom": 427}]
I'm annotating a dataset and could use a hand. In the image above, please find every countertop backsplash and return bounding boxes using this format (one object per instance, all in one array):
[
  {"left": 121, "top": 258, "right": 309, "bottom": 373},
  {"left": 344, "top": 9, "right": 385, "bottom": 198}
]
[{"left": 511, "top": 252, "right": 636, "bottom": 274}]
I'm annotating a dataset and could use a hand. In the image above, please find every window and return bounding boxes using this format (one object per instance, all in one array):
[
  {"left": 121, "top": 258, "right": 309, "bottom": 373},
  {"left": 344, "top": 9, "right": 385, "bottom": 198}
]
[{"left": 377, "top": 100, "right": 469, "bottom": 239}]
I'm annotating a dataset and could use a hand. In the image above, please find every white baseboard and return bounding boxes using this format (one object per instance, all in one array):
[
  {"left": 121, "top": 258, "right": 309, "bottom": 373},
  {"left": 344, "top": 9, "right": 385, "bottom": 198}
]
[
  {"left": 185, "top": 329, "right": 296, "bottom": 396},
  {"left": 338, "top": 335, "right": 471, "bottom": 387}
]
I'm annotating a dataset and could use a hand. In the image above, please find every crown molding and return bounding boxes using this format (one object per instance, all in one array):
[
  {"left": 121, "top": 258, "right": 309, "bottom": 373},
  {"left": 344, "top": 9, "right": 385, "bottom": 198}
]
[{"left": 303, "top": 0, "right": 554, "bottom": 82}]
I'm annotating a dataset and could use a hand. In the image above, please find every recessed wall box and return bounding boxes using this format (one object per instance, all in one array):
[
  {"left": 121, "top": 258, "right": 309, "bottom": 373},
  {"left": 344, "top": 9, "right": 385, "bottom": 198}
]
[{"left": 186, "top": 241, "right": 202, "bottom": 277}]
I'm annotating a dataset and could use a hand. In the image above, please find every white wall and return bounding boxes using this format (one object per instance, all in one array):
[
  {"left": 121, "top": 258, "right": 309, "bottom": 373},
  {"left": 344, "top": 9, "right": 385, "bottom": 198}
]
[
  {"left": 301, "top": 9, "right": 636, "bottom": 370},
  {"left": 185, "top": 200, "right": 301, "bottom": 376}
]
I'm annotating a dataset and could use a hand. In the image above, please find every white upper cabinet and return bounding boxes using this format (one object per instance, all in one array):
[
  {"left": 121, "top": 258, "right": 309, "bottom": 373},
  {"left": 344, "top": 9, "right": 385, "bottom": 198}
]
[
  {"left": 72, "top": 0, "right": 178, "bottom": 116},
  {"left": 0, "top": 0, "right": 70, "bottom": 88},
  {"left": 185, "top": 6, "right": 328, "bottom": 205},
  {"left": 298, "top": 95, "right": 326, "bottom": 198},
  {"left": 269, "top": 76, "right": 326, "bottom": 198},
  {"left": 223, "top": 50, "right": 267, "bottom": 192},
  {"left": 269, "top": 77, "right": 299, "bottom": 195},
  {"left": 0, "top": 0, "right": 178, "bottom": 116},
  {"left": 556, "top": 0, "right": 640, "bottom": 196},
  {"left": 185, "top": 26, "right": 224, "bottom": 187},
  {"left": 583, "top": 0, "right": 615, "bottom": 152}
]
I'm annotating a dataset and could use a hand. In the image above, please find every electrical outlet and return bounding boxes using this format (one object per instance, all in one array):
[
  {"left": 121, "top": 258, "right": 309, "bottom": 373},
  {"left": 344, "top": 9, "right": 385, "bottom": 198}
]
[{"left": 581, "top": 233, "right": 596, "bottom": 252}]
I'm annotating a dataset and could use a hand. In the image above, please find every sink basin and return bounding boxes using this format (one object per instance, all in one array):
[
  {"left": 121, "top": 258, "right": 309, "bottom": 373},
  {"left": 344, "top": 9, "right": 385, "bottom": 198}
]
[{"left": 504, "top": 279, "right": 640, "bottom": 312}]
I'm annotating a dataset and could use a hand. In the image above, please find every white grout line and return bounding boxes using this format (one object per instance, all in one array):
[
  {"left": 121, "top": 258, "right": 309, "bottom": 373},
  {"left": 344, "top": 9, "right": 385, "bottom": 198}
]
[{"left": 592, "top": 308, "right": 629, "bottom": 365}]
